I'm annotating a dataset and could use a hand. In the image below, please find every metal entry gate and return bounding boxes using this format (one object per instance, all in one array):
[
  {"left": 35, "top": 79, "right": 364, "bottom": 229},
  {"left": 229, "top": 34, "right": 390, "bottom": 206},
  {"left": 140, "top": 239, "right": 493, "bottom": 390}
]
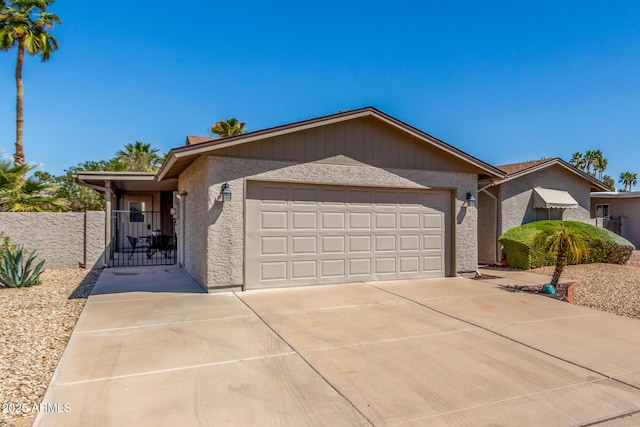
[{"left": 111, "top": 210, "right": 176, "bottom": 267}]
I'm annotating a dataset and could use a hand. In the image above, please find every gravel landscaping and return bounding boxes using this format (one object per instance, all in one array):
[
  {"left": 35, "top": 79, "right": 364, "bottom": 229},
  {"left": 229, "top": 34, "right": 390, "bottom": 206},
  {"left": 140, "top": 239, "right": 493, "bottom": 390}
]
[
  {"left": 0, "top": 269, "right": 101, "bottom": 427},
  {"left": 530, "top": 250, "right": 640, "bottom": 320}
]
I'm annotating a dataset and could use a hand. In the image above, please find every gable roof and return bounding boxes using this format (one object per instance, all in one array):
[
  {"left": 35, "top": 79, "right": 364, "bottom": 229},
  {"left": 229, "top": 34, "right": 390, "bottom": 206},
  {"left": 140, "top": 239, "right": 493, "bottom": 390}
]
[
  {"left": 491, "top": 158, "right": 610, "bottom": 192},
  {"left": 157, "top": 107, "right": 505, "bottom": 181}
]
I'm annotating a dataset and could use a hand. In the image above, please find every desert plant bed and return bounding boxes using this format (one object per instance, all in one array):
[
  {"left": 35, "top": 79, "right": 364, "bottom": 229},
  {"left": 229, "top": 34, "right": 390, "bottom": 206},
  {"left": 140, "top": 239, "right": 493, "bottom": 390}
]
[{"left": 0, "top": 268, "right": 100, "bottom": 427}]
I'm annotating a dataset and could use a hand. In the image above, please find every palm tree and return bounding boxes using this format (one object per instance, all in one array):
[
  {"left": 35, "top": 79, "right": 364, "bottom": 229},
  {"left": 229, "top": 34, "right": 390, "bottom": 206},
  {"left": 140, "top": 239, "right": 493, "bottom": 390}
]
[
  {"left": 569, "top": 152, "right": 586, "bottom": 170},
  {"left": 602, "top": 175, "right": 615, "bottom": 191},
  {"left": 535, "top": 224, "right": 590, "bottom": 288},
  {"left": 0, "top": 160, "right": 67, "bottom": 211},
  {"left": 116, "top": 141, "right": 162, "bottom": 172},
  {"left": 0, "top": 0, "right": 61, "bottom": 167},
  {"left": 583, "top": 150, "right": 598, "bottom": 176},
  {"left": 619, "top": 172, "right": 638, "bottom": 192},
  {"left": 210, "top": 118, "right": 246, "bottom": 138}
]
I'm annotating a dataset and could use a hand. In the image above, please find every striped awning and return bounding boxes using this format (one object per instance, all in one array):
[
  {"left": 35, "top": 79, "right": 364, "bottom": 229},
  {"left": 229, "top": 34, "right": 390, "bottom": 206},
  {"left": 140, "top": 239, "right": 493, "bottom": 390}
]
[{"left": 533, "top": 187, "right": 579, "bottom": 209}]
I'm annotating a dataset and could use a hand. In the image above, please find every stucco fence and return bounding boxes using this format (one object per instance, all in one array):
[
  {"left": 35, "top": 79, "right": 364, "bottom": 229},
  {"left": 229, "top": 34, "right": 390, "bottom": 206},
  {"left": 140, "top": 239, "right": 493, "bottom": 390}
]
[{"left": 0, "top": 212, "right": 105, "bottom": 270}]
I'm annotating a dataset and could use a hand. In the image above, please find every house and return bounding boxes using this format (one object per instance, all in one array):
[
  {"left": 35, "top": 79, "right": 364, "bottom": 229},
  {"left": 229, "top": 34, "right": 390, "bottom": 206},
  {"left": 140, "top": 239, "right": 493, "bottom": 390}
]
[
  {"left": 78, "top": 107, "right": 504, "bottom": 291},
  {"left": 477, "top": 158, "right": 610, "bottom": 264},
  {"left": 590, "top": 191, "right": 640, "bottom": 248}
]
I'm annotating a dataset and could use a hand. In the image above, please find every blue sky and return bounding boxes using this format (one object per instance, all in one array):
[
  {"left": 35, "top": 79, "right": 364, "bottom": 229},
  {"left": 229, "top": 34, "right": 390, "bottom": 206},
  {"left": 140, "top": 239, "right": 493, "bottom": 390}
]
[{"left": 0, "top": 1, "right": 639, "bottom": 187}]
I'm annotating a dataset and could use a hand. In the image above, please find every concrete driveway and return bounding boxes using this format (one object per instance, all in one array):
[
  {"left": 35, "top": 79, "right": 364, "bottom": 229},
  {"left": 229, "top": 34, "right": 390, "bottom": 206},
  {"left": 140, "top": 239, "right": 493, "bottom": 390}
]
[{"left": 37, "top": 267, "right": 640, "bottom": 426}]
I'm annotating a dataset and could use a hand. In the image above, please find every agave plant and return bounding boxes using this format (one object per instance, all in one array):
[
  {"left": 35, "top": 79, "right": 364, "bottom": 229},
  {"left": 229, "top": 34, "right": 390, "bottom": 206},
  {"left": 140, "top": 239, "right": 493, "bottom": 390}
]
[{"left": 0, "top": 245, "right": 45, "bottom": 288}]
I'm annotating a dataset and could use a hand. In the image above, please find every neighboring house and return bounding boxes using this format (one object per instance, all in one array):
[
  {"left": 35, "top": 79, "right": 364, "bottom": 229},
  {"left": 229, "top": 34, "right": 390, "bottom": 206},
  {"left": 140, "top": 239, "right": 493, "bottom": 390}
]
[
  {"left": 590, "top": 192, "right": 640, "bottom": 248},
  {"left": 78, "top": 107, "right": 504, "bottom": 291},
  {"left": 477, "top": 158, "right": 610, "bottom": 264}
]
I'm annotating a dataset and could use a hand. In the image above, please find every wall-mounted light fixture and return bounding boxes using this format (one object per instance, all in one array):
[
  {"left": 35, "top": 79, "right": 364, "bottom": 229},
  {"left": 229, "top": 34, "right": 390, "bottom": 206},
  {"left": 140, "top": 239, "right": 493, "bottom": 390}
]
[
  {"left": 466, "top": 192, "right": 476, "bottom": 208},
  {"left": 221, "top": 183, "right": 232, "bottom": 202}
]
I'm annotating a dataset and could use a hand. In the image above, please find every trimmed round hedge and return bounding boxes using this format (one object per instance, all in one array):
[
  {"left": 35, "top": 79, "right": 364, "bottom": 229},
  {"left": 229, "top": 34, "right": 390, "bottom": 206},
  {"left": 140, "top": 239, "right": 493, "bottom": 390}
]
[{"left": 498, "top": 220, "right": 634, "bottom": 270}]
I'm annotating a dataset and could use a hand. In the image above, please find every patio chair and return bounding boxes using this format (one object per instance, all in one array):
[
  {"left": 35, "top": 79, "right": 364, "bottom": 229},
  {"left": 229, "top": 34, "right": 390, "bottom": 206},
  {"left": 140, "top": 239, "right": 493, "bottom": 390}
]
[
  {"left": 147, "top": 234, "right": 173, "bottom": 259},
  {"left": 126, "top": 235, "right": 148, "bottom": 260}
]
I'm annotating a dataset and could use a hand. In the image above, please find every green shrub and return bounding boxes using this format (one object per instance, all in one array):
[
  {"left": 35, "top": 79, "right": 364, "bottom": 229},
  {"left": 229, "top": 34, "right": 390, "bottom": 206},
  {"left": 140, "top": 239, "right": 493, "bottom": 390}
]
[
  {"left": 499, "top": 220, "right": 634, "bottom": 269},
  {"left": 0, "top": 245, "right": 45, "bottom": 288},
  {"left": 0, "top": 232, "right": 15, "bottom": 251}
]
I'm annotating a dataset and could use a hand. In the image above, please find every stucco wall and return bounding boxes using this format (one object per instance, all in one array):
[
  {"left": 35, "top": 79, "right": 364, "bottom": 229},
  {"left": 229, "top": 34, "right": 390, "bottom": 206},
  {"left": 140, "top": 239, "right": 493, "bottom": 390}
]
[
  {"left": 591, "top": 196, "right": 640, "bottom": 247},
  {"left": 177, "top": 156, "right": 209, "bottom": 288},
  {"left": 478, "top": 188, "right": 499, "bottom": 263},
  {"left": 0, "top": 211, "right": 105, "bottom": 269},
  {"left": 499, "top": 165, "right": 591, "bottom": 236},
  {"left": 194, "top": 155, "right": 478, "bottom": 289}
]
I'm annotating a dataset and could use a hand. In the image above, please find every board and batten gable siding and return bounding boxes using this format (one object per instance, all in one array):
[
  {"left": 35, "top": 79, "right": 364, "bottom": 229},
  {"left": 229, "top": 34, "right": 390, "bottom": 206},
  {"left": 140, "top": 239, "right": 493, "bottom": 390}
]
[
  {"left": 499, "top": 164, "right": 592, "bottom": 236},
  {"left": 192, "top": 155, "right": 478, "bottom": 290},
  {"left": 213, "top": 116, "right": 480, "bottom": 174}
]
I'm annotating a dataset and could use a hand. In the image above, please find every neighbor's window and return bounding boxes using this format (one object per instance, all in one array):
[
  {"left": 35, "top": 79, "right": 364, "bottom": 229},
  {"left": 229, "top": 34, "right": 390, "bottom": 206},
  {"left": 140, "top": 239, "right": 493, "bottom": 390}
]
[
  {"left": 129, "top": 201, "right": 145, "bottom": 222},
  {"left": 595, "top": 204, "right": 609, "bottom": 218},
  {"left": 535, "top": 208, "right": 563, "bottom": 221}
]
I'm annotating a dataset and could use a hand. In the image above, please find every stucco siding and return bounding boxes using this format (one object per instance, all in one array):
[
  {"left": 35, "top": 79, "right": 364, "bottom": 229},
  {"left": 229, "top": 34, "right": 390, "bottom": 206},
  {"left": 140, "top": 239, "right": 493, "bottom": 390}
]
[
  {"left": 196, "top": 155, "right": 478, "bottom": 289},
  {"left": 478, "top": 189, "right": 498, "bottom": 263},
  {"left": 0, "top": 211, "right": 105, "bottom": 269},
  {"left": 178, "top": 156, "right": 209, "bottom": 288},
  {"left": 591, "top": 197, "right": 640, "bottom": 247},
  {"left": 499, "top": 165, "right": 591, "bottom": 236}
]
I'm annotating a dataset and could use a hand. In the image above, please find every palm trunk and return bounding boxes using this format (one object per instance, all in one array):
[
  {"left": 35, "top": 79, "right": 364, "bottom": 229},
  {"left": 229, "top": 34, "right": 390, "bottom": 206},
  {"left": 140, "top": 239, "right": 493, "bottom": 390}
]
[
  {"left": 14, "top": 40, "right": 25, "bottom": 168},
  {"left": 551, "top": 239, "right": 567, "bottom": 287}
]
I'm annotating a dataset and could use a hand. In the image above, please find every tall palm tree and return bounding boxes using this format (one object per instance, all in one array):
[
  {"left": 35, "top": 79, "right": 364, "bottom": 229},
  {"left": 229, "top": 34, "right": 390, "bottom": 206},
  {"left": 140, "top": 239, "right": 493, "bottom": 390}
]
[
  {"left": 0, "top": 0, "right": 61, "bottom": 167},
  {"left": 619, "top": 172, "right": 638, "bottom": 192},
  {"left": 0, "top": 160, "right": 67, "bottom": 211},
  {"left": 210, "top": 118, "right": 246, "bottom": 138},
  {"left": 535, "top": 224, "right": 590, "bottom": 288},
  {"left": 116, "top": 141, "right": 162, "bottom": 172},
  {"left": 602, "top": 175, "right": 615, "bottom": 191},
  {"left": 583, "top": 150, "right": 597, "bottom": 176},
  {"left": 569, "top": 152, "right": 586, "bottom": 170}
]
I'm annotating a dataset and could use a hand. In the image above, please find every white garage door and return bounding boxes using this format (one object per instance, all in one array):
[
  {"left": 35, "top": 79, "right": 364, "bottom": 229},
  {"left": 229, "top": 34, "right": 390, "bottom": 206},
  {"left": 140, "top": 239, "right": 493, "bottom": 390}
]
[{"left": 245, "top": 182, "right": 451, "bottom": 289}]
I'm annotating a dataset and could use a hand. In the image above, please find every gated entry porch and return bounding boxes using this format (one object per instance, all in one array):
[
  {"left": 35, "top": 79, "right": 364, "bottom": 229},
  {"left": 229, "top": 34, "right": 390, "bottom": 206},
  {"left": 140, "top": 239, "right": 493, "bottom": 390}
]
[
  {"left": 111, "top": 210, "right": 176, "bottom": 267},
  {"left": 74, "top": 171, "right": 180, "bottom": 268}
]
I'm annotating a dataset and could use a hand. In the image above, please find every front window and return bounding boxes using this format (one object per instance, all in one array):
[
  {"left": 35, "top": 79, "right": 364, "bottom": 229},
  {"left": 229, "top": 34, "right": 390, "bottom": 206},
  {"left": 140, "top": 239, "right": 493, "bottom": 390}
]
[
  {"left": 595, "top": 204, "right": 609, "bottom": 218},
  {"left": 129, "top": 201, "right": 145, "bottom": 222}
]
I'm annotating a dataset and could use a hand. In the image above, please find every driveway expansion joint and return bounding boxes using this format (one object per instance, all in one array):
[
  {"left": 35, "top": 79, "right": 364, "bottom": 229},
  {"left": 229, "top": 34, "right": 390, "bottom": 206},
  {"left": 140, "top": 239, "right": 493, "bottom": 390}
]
[{"left": 365, "top": 282, "right": 640, "bottom": 394}]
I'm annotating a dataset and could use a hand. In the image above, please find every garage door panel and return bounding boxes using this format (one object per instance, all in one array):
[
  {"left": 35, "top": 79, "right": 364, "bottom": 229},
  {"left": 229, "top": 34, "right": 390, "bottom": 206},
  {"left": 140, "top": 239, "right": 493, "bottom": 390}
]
[
  {"left": 375, "top": 235, "right": 395, "bottom": 251},
  {"left": 375, "top": 257, "right": 396, "bottom": 274},
  {"left": 399, "top": 235, "right": 420, "bottom": 251},
  {"left": 261, "top": 211, "right": 287, "bottom": 229},
  {"left": 261, "top": 262, "right": 287, "bottom": 281},
  {"left": 349, "top": 258, "right": 372, "bottom": 276},
  {"left": 261, "top": 236, "right": 287, "bottom": 255},
  {"left": 349, "top": 235, "right": 371, "bottom": 252},
  {"left": 292, "top": 260, "right": 317, "bottom": 279},
  {"left": 400, "top": 256, "right": 420, "bottom": 273},
  {"left": 321, "top": 236, "right": 345, "bottom": 253},
  {"left": 423, "top": 235, "right": 443, "bottom": 250},
  {"left": 375, "top": 213, "right": 396, "bottom": 229},
  {"left": 246, "top": 182, "right": 449, "bottom": 289},
  {"left": 292, "top": 236, "right": 317, "bottom": 254},
  {"left": 349, "top": 212, "right": 371, "bottom": 229},
  {"left": 321, "top": 259, "right": 345, "bottom": 277},
  {"left": 322, "top": 212, "right": 345, "bottom": 229},
  {"left": 423, "top": 256, "right": 443, "bottom": 272}
]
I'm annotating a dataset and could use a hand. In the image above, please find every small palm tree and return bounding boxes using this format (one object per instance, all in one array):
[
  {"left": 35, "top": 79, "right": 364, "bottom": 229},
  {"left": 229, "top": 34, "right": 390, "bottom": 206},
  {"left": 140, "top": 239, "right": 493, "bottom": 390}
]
[
  {"left": 116, "top": 141, "right": 162, "bottom": 172},
  {"left": 535, "top": 224, "right": 590, "bottom": 288},
  {"left": 0, "top": 0, "right": 61, "bottom": 167},
  {"left": 0, "top": 160, "right": 67, "bottom": 211},
  {"left": 210, "top": 118, "right": 246, "bottom": 138},
  {"left": 619, "top": 172, "right": 638, "bottom": 192}
]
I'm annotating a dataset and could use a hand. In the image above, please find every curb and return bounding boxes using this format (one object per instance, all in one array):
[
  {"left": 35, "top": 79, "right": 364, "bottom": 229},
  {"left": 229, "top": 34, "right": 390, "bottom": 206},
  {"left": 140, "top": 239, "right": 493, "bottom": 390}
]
[{"left": 567, "top": 282, "right": 579, "bottom": 304}]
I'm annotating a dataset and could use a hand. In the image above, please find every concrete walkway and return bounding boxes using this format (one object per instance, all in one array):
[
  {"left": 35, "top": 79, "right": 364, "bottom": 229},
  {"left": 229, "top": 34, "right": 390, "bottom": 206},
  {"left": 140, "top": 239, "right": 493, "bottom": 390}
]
[{"left": 37, "top": 267, "right": 640, "bottom": 426}]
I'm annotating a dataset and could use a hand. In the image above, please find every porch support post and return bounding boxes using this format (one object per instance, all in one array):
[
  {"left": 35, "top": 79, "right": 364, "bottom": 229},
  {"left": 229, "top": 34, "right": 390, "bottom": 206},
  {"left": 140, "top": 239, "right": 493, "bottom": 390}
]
[{"left": 104, "top": 180, "right": 112, "bottom": 267}]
